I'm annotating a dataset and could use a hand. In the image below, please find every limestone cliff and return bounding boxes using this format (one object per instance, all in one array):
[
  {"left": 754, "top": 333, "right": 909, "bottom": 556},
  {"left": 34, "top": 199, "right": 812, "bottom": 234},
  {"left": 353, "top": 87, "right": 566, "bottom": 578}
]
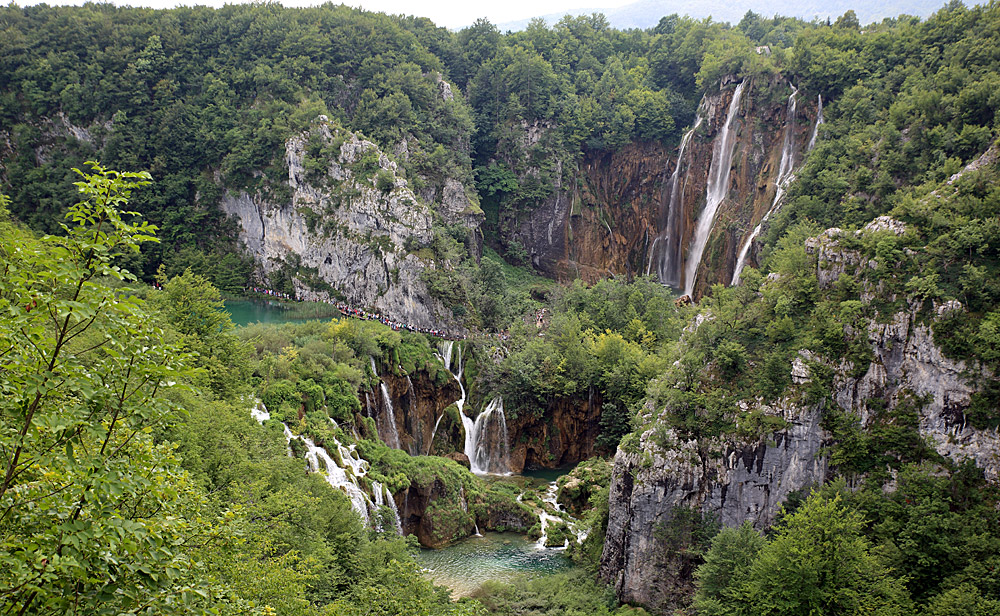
[
  {"left": 221, "top": 118, "right": 480, "bottom": 330},
  {"left": 599, "top": 218, "right": 1000, "bottom": 614},
  {"left": 496, "top": 76, "right": 819, "bottom": 297}
]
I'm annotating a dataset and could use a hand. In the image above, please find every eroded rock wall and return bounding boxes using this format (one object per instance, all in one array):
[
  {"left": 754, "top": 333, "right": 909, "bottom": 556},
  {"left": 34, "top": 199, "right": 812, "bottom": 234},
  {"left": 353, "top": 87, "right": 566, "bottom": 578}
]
[
  {"left": 497, "top": 76, "right": 819, "bottom": 298},
  {"left": 222, "top": 118, "right": 480, "bottom": 330},
  {"left": 599, "top": 218, "right": 1000, "bottom": 614}
]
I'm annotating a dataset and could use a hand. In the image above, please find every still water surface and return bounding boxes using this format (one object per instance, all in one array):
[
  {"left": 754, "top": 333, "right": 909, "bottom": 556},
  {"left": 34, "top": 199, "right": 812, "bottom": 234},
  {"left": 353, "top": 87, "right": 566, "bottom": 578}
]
[
  {"left": 416, "top": 532, "right": 571, "bottom": 597},
  {"left": 224, "top": 300, "right": 337, "bottom": 327}
]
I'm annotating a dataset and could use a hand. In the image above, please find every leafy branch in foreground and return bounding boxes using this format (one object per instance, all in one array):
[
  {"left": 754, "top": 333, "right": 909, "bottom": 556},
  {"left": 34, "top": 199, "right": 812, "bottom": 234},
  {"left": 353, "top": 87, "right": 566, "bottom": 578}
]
[{"left": 0, "top": 163, "right": 214, "bottom": 615}]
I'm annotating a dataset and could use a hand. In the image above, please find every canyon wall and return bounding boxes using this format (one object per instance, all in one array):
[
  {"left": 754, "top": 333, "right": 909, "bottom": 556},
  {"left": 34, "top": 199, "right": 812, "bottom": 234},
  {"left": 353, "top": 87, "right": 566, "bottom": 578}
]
[
  {"left": 499, "top": 76, "right": 821, "bottom": 298},
  {"left": 221, "top": 118, "right": 481, "bottom": 331},
  {"left": 598, "top": 218, "right": 1000, "bottom": 614}
]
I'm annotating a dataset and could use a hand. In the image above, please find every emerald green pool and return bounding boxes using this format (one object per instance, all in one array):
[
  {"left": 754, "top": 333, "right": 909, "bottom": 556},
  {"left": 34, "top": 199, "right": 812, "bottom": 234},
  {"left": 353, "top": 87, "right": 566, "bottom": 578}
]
[
  {"left": 223, "top": 300, "right": 339, "bottom": 327},
  {"left": 416, "top": 532, "right": 571, "bottom": 597}
]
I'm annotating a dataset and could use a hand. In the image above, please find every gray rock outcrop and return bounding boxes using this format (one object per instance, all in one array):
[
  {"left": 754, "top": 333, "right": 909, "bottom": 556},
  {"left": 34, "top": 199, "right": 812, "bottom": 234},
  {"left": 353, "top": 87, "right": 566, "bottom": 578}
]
[
  {"left": 600, "top": 218, "right": 1000, "bottom": 614},
  {"left": 221, "top": 119, "right": 464, "bottom": 329}
]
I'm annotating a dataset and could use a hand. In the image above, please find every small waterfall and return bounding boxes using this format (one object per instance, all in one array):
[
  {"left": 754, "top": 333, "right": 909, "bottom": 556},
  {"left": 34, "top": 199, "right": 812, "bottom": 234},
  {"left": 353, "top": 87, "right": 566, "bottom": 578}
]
[
  {"left": 808, "top": 94, "right": 824, "bottom": 151},
  {"left": 426, "top": 413, "right": 445, "bottom": 455},
  {"left": 303, "top": 435, "right": 371, "bottom": 526},
  {"left": 534, "top": 481, "right": 587, "bottom": 550},
  {"left": 683, "top": 80, "right": 747, "bottom": 298},
  {"left": 379, "top": 382, "right": 402, "bottom": 449},
  {"left": 372, "top": 480, "right": 403, "bottom": 535},
  {"left": 371, "top": 354, "right": 401, "bottom": 449},
  {"left": 405, "top": 375, "right": 421, "bottom": 456},
  {"left": 464, "top": 397, "right": 510, "bottom": 475},
  {"left": 647, "top": 115, "right": 704, "bottom": 287},
  {"left": 732, "top": 84, "right": 799, "bottom": 285},
  {"left": 440, "top": 341, "right": 454, "bottom": 372}
]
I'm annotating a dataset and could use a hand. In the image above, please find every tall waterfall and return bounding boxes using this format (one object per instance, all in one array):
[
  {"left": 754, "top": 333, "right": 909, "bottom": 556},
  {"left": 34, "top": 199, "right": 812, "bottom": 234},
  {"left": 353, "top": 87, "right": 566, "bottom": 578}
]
[
  {"left": 437, "top": 342, "right": 510, "bottom": 475},
  {"left": 370, "top": 356, "right": 402, "bottom": 449},
  {"left": 731, "top": 84, "right": 799, "bottom": 285},
  {"left": 464, "top": 397, "right": 511, "bottom": 475},
  {"left": 808, "top": 94, "right": 824, "bottom": 151},
  {"left": 683, "top": 80, "right": 747, "bottom": 298},
  {"left": 646, "top": 115, "right": 704, "bottom": 287}
]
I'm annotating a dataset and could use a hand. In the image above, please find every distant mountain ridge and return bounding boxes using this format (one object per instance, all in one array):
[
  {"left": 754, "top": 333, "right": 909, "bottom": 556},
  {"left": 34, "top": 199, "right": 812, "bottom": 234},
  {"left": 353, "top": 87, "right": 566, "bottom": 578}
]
[{"left": 497, "top": 0, "right": 951, "bottom": 30}]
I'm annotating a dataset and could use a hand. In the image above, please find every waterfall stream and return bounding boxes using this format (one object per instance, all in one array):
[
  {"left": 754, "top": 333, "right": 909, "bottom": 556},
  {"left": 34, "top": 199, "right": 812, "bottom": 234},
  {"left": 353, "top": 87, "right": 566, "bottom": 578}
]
[
  {"left": 808, "top": 94, "right": 824, "bottom": 152},
  {"left": 731, "top": 84, "right": 799, "bottom": 285},
  {"left": 250, "top": 400, "right": 401, "bottom": 534},
  {"left": 683, "top": 80, "right": 747, "bottom": 298},
  {"left": 371, "top": 356, "right": 402, "bottom": 449},
  {"left": 647, "top": 115, "right": 704, "bottom": 287},
  {"left": 427, "top": 413, "right": 445, "bottom": 455},
  {"left": 437, "top": 341, "right": 510, "bottom": 475}
]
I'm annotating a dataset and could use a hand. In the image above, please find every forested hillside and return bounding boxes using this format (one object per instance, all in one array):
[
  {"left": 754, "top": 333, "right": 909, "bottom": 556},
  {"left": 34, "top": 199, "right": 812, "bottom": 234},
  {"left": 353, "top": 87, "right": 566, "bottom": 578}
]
[{"left": 2, "top": 2, "right": 1000, "bottom": 615}]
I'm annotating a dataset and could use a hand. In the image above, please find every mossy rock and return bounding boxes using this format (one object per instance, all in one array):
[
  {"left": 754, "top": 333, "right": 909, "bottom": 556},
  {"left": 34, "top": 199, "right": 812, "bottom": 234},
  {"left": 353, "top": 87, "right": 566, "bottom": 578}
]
[{"left": 544, "top": 521, "right": 571, "bottom": 547}]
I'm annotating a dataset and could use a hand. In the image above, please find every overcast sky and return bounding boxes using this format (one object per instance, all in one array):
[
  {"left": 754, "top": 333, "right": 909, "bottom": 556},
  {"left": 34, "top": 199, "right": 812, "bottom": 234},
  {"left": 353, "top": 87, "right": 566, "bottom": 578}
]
[{"left": 13, "top": 0, "right": 635, "bottom": 29}]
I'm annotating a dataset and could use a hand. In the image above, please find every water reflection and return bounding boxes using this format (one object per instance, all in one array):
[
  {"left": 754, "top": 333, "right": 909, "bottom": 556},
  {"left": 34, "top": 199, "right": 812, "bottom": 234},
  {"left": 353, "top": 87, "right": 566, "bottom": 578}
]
[{"left": 416, "top": 532, "right": 571, "bottom": 597}]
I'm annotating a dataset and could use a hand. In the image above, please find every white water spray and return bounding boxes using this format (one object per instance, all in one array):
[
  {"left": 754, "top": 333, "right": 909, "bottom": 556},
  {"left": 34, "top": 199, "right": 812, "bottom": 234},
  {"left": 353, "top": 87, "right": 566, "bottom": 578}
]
[
  {"left": 808, "top": 94, "right": 824, "bottom": 151},
  {"left": 647, "top": 115, "right": 704, "bottom": 286},
  {"left": 683, "top": 80, "right": 747, "bottom": 298},
  {"left": 732, "top": 84, "right": 799, "bottom": 285},
  {"left": 464, "top": 397, "right": 510, "bottom": 475}
]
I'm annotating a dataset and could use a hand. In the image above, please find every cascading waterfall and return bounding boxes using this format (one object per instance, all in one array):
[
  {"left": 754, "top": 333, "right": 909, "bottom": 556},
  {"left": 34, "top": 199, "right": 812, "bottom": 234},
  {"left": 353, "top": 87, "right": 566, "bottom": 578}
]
[
  {"left": 250, "top": 400, "right": 400, "bottom": 533},
  {"left": 808, "top": 94, "right": 824, "bottom": 152},
  {"left": 435, "top": 342, "right": 511, "bottom": 474},
  {"left": 647, "top": 115, "right": 704, "bottom": 287},
  {"left": 534, "top": 481, "right": 587, "bottom": 550},
  {"left": 370, "top": 356, "right": 402, "bottom": 449},
  {"left": 303, "top": 435, "right": 371, "bottom": 526},
  {"left": 731, "top": 84, "right": 799, "bottom": 285},
  {"left": 465, "top": 397, "right": 510, "bottom": 475},
  {"left": 251, "top": 401, "right": 270, "bottom": 422},
  {"left": 683, "top": 80, "right": 747, "bottom": 298}
]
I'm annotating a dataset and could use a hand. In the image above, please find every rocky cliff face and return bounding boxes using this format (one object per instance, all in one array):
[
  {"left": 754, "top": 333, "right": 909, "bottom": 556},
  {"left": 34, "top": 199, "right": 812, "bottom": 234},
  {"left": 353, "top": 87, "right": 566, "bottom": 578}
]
[
  {"left": 368, "top": 365, "right": 462, "bottom": 457},
  {"left": 599, "top": 400, "right": 828, "bottom": 612},
  {"left": 506, "top": 391, "right": 605, "bottom": 472},
  {"left": 599, "top": 217, "right": 1000, "bottom": 614},
  {"left": 221, "top": 118, "right": 480, "bottom": 330},
  {"left": 499, "top": 76, "right": 819, "bottom": 297}
]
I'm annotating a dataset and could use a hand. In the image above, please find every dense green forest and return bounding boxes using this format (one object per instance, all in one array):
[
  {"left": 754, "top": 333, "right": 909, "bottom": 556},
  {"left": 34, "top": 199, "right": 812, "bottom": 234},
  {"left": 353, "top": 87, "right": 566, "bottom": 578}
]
[{"left": 2, "top": 1, "right": 1000, "bottom": 615}]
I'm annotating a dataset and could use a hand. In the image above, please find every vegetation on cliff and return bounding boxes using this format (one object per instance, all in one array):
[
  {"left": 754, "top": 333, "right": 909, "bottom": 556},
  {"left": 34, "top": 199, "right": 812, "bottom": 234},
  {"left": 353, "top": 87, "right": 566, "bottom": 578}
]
[{"left": 2, "top": 2, "right": 1000, "bottom": 615}]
